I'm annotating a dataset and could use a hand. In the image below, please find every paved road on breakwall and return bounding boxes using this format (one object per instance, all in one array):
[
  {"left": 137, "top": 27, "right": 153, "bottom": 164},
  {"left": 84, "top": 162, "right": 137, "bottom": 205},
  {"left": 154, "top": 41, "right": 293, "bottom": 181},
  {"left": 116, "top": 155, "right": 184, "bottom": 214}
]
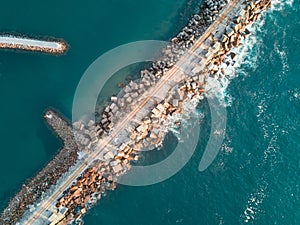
[{"left": 24, "top": 0, "right": 240, "bottom": 224}]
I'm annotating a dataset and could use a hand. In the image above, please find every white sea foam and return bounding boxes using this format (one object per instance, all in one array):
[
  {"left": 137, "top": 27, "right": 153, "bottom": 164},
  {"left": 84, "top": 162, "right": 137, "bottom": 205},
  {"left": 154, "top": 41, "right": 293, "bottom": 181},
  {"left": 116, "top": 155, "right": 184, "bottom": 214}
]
[
  {"left": 206, "top": 0, "right": 297, "bottom": 107},
  {"left": 242, "top": 182, "right": 268, "bottom": 223},
  {"left": 241, "top": 131, "right": 281, "bottom": 223},
  {"left": 205, "top": 12, "right": 267, "bottom": 107},
  {"left": 207, "top": 0, "right": 295, "bottom": 107},
  {"left": 167, "top": 95, "right": 205, "bottom": 141},
  {"left": 241, "top": 92, "right": 286, "bottom": 222},
  {"left": 274, "top": 44, "right": 289, "bottom": 76},
  {"left": 221, "top": 141, "right": 233, "bottom": 154},
  {"left": 272, "top": 0, "right": 294, "bottom": 12},
  {"left": 289, "top": 88, "right": 300, "bottom": 101}
]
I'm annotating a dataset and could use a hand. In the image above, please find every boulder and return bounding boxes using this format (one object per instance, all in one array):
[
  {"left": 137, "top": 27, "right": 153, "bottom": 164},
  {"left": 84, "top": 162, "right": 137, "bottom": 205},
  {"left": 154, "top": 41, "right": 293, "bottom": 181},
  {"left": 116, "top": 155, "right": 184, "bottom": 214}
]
[
  {"left": 126, "top": 97, "right": 132, "bottom": 103},
  {"left": 124, "top": 86, "right": 132, "bottom": 93},
  {"left": 172, "top": 99, "right": 179, "bottom": 107},
  {"left": 156, "top": 104, "right": 165, "bottom": 112},
  {"left": 111, "top": 96, "right": 118, "bottom": 102}
]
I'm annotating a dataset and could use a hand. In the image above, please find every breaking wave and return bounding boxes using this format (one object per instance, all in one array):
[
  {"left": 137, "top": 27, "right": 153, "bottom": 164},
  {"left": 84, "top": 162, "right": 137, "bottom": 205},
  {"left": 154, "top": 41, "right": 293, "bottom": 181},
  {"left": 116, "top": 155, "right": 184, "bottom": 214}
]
[
  {"left": 205, "top": 0, "right": 296, "bottom": 108},
  {"left": 272, "top": 0, "right": 294, "bottom": 11},
  {"left": 208, "top": 0, "right": 296, "bottom": 108},
  {"left": 242, "top": 180, "right": 268, "bottom": 223},
  {"left": 205, "top": 10, "right": 266, "bottom": 107}
]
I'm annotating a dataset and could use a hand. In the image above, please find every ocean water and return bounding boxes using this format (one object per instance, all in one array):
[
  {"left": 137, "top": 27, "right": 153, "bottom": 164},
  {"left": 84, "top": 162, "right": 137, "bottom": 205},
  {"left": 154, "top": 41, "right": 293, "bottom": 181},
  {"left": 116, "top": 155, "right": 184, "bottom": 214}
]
[{"left": 0, "top": 0, "right": 299, "bottom": 225}]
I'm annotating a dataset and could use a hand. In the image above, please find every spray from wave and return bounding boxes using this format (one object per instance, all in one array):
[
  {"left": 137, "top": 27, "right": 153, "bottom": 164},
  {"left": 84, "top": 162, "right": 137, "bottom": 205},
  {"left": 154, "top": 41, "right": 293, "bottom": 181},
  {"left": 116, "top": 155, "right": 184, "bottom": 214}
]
[
  {"left": 205, "top": 9, "right": 266, "bottom": 107},
  {"left": 205, "top": 0, "right": 295, "bottom": 108},
  {"left": 272, "top": 0, "right": 294, "bottom": 11}
]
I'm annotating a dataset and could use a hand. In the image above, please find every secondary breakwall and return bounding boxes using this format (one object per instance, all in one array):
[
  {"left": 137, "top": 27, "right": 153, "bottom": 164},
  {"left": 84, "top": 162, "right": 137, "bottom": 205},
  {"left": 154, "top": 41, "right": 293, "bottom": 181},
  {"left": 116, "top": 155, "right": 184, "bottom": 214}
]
[
  {"left": 0, "top": 34, "right": 68, "bottom": 55},
  {"left": 0, "top": 110, "right": 79, "bottom": 225}
]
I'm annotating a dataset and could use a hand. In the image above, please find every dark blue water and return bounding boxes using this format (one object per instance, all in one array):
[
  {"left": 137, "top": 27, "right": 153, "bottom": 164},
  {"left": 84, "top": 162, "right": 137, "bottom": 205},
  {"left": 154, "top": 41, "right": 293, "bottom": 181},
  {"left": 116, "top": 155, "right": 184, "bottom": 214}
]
[{"left": 0, "top": 0, "right": 299, "bottom": 224}]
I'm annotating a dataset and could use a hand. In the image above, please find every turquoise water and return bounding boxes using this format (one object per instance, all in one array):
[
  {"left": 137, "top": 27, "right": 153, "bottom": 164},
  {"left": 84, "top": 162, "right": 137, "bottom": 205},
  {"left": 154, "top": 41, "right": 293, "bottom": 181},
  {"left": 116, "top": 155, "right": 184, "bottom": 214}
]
[{"left": 0, "top": 0, "right": 299, "bottom": 224}]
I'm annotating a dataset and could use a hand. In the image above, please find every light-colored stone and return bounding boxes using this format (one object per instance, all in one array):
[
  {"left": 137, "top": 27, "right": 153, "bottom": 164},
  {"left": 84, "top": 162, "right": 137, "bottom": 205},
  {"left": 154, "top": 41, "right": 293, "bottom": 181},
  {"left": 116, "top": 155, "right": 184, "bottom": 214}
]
[
  {"left": 152, "top": 108, "right": 160, "bottom": 116},
  {"left": 126, "top": 97, "right": 132, "bottom": 103},
  {"left": 111, "top": 96, "right": 118, "bottom": 102},
  {"left": 156, "top": 104, "right": 165, "bottom": 112},
  {"left": 124, "top": 86, "right": 131, "bottom": 93},
  {"left": 112, "top": 164, "right": 123, "bottom": 173},
  {"left": 104, "top": 151, "right": 114, "bottom": 160},
  {"left": 172, "top": 99, "right": 179, "bottom": 107}
]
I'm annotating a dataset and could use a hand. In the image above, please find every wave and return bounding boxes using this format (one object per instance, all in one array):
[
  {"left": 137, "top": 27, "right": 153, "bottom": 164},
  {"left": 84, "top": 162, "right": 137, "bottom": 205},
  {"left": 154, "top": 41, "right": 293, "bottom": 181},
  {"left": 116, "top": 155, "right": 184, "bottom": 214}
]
[
  {"left": 289, "top": 88, "right": 300, "bottom": 101},
  {"left": 228, "top": 2, "right": 293, "bottom": 222},
  {"left": 272, "top": 0, "right": 294, "bottom": 12},
  {"left": 241, "top": 131, "right": 281, "bottom": 223},
  {"left": 205, "top": 0, "right": 296, "bottom": 108},
  {"left": 205, "top": 10, "right": 267, "bottom": 107},
  {"left": 167, "top": 95, "right": 205, "bottom": 141},
  {"left": 241, "top": 111, "right": 282, "bottom": 222},
  {"left": 242, "top": 181, "right": 268, "bottom": 223}
]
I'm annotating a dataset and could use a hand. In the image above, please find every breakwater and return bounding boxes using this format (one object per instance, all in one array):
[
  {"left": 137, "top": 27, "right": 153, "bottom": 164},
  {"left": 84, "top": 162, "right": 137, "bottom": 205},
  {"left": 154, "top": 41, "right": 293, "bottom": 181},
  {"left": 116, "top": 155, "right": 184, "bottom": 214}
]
[
  {"left": 0, "top": 34, "right": 68, "bottom": 54},
  {"left": 0, "top": 110, "right": 79, "bottom": 224},
  {"left": 0, "top": 0, "right": 272, "bottom": 224}
]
